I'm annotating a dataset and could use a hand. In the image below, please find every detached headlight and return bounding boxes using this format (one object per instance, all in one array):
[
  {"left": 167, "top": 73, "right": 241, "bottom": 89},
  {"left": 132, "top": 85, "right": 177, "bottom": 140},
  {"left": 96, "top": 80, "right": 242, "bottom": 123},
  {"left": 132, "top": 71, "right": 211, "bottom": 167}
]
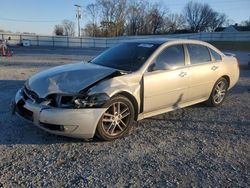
[
  {"left": 74, "top": 93, "right": 110, "bottom": 108},
  {"left": 50, "top": 93, "right": 110, "bottom": 108}
]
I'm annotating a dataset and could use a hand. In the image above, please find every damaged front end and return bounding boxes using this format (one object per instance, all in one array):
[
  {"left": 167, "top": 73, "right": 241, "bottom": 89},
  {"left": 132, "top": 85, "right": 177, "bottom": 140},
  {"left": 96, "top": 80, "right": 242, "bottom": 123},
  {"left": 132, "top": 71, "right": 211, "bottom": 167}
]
[
  {"left": 42, "top": 71, "right": 126, "bottom": 109},
  {"left": 13, "top": 85, "right": 111, "bottom": 139},
  {"left": 12, "top": 62, "right": 128, "bottom": 139}
]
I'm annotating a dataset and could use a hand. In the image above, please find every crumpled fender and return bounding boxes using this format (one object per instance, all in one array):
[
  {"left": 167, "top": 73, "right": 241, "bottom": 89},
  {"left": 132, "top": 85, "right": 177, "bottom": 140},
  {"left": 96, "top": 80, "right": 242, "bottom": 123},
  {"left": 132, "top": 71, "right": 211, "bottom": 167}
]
[{"left": 88, "top": 73, "right": 142, "bottom": 111}]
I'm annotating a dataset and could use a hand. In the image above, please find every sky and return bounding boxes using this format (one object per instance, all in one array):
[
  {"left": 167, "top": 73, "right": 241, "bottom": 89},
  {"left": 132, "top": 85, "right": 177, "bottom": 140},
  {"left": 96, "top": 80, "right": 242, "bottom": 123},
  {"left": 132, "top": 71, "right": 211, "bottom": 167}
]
[{"left": 0, "top": 0, "right": 250, "bottom": 35}]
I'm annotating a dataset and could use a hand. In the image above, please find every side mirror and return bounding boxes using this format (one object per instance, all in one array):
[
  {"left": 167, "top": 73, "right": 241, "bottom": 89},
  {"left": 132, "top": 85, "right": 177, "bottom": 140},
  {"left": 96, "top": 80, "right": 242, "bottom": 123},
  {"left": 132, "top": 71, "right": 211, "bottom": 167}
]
[{"left": 147, "top": 63, "right": 155, "bottom": 72}]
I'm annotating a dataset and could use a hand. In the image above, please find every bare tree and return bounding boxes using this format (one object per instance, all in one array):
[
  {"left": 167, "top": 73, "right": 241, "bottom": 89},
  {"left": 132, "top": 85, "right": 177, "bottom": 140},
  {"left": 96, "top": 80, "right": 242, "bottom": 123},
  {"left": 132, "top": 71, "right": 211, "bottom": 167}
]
[
  {"left": 126, "top": 0, "right": 146, "bottom": 35},
  {"left": 241, "top": 18, "right": 250, "bottom": 26},
  {"left": 82, "top": 23, "right": 101, "bottom": 37},
  {"left": 97, "top": 0, "right": 117, "bottom": 36},
  {"left": 146, "top": 4, "right": 166, "bottom": 34},
  {"left": 86, "top": 3, "right": 99, "bottom": 36},
  {"left": 82, "top": 0, "right": 228, "bottom": 36},
  {"left": 125, "top": 5, "right": 136, "bottom": 35},
  {"left": 209, "top": 13, "right": 227, "bottom": 31},
  {"left": 183, "top": 1, "right": 226, "bottom": 32},
  {"left": 97, "top": 0, "right": 127, "bottom": 37},
  {"left": 163, "top": 14, "right": 186, "bottom": 33},
  {"left": 184, "top": 1, "right": 210, "bottom": 32},
  {"left": 62, "top": 20, "right": 75, "bottom": 36},
  {"left": 54, "top": 25, "right": 64, "bottom": 35},
  {"left": 113, "top": 0, "right": 127, "bottom": 36}
]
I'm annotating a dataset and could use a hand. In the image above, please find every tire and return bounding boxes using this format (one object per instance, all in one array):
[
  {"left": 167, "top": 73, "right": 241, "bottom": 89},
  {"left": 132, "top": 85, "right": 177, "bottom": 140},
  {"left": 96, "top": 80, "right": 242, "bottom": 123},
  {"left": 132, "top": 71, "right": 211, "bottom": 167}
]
[
  {"left": 206, "top": 77, "right": 229, "bottom": 107},
  {"left": 95, "top": 95, "right": 135, "bottom": 141}
]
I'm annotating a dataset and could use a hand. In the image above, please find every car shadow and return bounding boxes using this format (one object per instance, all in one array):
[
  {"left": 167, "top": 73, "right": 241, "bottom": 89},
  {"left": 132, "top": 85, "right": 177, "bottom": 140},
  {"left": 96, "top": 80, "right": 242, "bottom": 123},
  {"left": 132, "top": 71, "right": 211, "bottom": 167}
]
[
  {"left": 229, "top": 70, "right": 250, "bottom": 94},
  {"left": 240, "top": 70, "right": 250, "bottom": 78},
  {"left": 229, "top": 83, "right": 250, "bottom": 95},
  {"left": 144, "top": 115, "right": 250, "bottom": 139}
]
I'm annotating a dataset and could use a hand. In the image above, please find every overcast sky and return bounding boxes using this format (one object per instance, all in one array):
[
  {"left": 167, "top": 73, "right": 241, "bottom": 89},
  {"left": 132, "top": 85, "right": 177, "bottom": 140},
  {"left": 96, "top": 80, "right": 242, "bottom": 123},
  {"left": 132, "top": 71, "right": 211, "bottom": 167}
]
[{"left": 0, "top": 0, "right": 249, "bottom": 35}]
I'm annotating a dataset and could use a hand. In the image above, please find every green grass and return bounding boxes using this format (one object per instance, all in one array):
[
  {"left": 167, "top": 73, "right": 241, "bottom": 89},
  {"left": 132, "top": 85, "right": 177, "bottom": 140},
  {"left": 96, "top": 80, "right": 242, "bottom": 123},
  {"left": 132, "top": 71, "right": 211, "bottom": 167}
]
[{"left": 208, "top": 41, "right": 250, "bottom": 51}]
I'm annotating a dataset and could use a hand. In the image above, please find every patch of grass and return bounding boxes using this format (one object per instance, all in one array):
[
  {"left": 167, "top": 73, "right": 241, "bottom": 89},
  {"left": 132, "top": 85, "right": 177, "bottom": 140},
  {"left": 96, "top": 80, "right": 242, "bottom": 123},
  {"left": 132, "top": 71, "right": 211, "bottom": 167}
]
[{"left": 208, "top": 41, "right": 250, "bottom": 51}]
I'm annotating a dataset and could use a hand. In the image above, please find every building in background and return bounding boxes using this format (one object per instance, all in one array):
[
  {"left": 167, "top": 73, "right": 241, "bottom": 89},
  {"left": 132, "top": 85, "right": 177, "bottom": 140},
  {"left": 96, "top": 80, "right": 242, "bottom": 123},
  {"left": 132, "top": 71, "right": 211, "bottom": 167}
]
[{"left": 215, "top": 24, "right": 250, "bottom": 32}]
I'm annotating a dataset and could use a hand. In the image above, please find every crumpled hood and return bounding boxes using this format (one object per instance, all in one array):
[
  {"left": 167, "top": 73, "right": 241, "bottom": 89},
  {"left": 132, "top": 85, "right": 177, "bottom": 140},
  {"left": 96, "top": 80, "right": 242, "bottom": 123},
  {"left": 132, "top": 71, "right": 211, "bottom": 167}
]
[{"left": 26, "top": 62, "right": 116, "bottom": 98}]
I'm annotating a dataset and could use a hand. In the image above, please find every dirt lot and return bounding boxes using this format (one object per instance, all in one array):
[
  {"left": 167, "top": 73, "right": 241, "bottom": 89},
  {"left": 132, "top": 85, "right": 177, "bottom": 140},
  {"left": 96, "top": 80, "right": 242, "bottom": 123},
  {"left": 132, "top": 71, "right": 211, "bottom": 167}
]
[{"left": 0, "top": 47, "right": 249, "bottom": 187}]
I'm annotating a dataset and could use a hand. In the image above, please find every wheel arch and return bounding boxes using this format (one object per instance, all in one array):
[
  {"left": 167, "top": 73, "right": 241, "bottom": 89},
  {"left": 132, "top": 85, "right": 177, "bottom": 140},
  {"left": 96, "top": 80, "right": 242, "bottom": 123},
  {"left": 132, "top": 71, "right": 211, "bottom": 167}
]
[
  {"left": 221, "top": 75, "right": 230, "bottom": 87},
  {"left": 114, "top": 91, "right": 139, "bottom": 121}
]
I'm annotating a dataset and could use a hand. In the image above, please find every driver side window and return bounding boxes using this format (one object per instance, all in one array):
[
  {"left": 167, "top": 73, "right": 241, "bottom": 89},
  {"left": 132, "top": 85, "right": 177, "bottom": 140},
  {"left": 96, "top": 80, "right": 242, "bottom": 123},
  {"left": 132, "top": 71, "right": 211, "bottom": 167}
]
[{"left": 154, "top": 45, "right": 185, "bottom": 71}]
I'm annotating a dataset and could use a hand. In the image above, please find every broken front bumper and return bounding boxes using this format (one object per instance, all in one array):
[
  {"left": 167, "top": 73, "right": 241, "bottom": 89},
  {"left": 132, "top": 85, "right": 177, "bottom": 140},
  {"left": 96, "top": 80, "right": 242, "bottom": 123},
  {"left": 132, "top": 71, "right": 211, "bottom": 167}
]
[{"left": 12, "top": 89, "right": 107, "bottom": 139}]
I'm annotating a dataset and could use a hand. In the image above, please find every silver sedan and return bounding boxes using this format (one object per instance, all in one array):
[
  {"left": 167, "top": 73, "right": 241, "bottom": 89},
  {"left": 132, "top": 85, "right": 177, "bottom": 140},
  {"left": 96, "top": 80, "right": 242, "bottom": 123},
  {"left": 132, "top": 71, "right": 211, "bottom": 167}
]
[{"left": 12, "top": 39, "right": 240, "bottom": 140}]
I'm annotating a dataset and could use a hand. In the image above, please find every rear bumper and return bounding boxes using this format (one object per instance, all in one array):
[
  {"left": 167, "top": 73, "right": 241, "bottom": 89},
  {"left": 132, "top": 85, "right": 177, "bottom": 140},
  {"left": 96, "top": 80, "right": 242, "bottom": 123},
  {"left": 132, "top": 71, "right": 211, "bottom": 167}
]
[{"left": 12, "top": 88, "right": 107, "bottom": 139}]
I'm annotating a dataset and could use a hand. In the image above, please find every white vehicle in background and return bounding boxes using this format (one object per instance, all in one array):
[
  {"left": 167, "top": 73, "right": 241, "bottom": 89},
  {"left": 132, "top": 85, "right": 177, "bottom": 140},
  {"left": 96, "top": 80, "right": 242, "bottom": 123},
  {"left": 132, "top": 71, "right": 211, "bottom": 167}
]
[{"left": 21, "top": 39, "right": 31, "bottom": 47}]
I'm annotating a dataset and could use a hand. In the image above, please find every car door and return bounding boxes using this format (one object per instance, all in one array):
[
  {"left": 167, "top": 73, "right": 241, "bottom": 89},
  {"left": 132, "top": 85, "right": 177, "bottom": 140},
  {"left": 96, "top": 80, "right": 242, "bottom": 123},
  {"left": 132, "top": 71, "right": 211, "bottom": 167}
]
[
  {"left": 187, "top": 44, "right": 220, "bottom": 101},
  {"left": 143, "top": 44, "right": 189, "bottom": 113}
]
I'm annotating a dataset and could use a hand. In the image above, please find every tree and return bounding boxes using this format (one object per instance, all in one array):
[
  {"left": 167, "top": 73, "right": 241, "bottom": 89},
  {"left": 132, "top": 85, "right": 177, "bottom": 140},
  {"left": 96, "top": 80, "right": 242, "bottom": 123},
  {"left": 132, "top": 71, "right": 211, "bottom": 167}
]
[
  {"left": 54, "top": 25, "right": 64, "bottom": 35},
  {"left": 86, "top": 3, "right": 100, "bottom": 36},
  {"left": 241, "top": 18, "right": 250, "bottom": 26},
  {"left": 183, "top": 1, "right": 227, "bottom": 32},
  {"left": 163, "top": 14, "right": 186, "bottom": 33},
  {"left": 62, "top": 20, "right": 75, "bottom": 36},
  {"left": 126, "top": 0, "right": 146, "bottom": 35},
  {"left": 82, "top": 0, "right": 229, "bottom": 36},
  {"left": 146, "top": 4, "right": 166, "bottom": 34},
  {"left": 53, "top": 20, "right": 76, "bottom": 36},
  {"left": 209, "top": 13, "right": 227, "bottom": 32},
  {"left": 82, "top": 23, "right": 101, "bottom": 37},
  {"left": 113, "top": 0, "right": 127, "bottom": 36},
  {"left": 97, "top": 0, "right": 127, "bottom": 37},
  {"left": 126, "top": 1, "right": 167, "bottom": 35}
]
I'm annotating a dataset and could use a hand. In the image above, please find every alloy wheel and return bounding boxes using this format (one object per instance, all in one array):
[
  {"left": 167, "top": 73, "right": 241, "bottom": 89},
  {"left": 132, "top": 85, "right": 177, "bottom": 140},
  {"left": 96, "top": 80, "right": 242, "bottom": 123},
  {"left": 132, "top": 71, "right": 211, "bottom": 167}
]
[
  {"left": 213, "top": 80, "right": 227, "bottom": 104},
  {"left": 101, "top": 102, "right": 131, "bottom": 136}
]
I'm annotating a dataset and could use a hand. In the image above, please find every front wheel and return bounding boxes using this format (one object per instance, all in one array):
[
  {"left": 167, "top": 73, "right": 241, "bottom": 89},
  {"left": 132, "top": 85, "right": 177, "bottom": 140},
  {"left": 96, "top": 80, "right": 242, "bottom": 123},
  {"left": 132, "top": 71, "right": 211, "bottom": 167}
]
[
  {"left": 95, "top": 95, "right": 135, "bottom": 141},
  {"left": 206, "top": 77, "right": 228, "bottom": 107}
]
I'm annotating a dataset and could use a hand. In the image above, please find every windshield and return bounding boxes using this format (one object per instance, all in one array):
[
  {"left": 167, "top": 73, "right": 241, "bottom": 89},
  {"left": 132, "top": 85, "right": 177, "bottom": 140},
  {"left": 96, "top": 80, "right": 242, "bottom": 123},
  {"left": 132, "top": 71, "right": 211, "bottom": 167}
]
[{"left": 90, "top": 42, "right": 159, "bottom": 72}]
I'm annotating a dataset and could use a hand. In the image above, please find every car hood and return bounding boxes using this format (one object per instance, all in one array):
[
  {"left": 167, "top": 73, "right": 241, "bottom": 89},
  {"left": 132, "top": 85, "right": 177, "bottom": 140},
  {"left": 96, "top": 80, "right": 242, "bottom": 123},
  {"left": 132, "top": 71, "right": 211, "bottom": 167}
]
[{"left": 26, "top": 62, "right": 117, "bottom": 98}]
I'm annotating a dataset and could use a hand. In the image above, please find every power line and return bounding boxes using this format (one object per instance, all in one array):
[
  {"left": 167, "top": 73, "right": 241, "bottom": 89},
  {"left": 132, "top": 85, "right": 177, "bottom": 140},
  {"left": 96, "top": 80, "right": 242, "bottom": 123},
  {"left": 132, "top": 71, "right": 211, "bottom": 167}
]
[{"left": 0, "top": 17, "right": 74, "bottom": 23}]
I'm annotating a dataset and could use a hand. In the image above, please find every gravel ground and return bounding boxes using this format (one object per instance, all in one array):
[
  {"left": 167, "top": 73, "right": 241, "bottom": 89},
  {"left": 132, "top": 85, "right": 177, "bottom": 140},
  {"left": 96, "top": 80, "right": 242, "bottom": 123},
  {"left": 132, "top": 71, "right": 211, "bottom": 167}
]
[{"left": 0, "top": 47, "right": 249, "bottom": 187}]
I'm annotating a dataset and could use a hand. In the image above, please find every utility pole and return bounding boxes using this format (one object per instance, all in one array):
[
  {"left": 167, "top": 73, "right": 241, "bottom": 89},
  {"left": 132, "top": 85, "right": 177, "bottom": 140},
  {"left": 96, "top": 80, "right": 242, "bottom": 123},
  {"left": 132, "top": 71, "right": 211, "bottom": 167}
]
[{"left": 74, "top": 4, "right": 81, "bottom": 37}]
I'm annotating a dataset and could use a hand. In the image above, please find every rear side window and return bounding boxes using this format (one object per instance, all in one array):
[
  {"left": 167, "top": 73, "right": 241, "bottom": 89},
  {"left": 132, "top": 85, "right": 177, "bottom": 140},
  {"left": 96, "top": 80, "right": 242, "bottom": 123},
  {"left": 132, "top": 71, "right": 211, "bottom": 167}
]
[
  {"left": 187, "top": 44, "right": 211, "bottom": 64},
  {"left": 209, "top": 48, "right": 222, "bottom": 61},
  {"left": 155, "top": 45, "right": 185, "bottom": 69}
]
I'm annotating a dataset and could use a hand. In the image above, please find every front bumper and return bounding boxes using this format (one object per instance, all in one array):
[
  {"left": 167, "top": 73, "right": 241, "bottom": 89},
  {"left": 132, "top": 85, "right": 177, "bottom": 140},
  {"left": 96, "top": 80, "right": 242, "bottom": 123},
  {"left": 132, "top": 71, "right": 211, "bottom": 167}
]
[{"left": 12, "top": 89, "right": 107, "bottom": 139}]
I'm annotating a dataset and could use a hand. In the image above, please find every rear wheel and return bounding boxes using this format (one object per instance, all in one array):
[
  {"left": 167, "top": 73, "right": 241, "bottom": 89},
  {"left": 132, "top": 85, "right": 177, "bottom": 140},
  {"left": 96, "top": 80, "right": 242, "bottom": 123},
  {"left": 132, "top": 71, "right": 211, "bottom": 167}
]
[
  {"left": 95, "top": 95, "right": 134, "bottom": 141},
  {"left": 206, "top": 77, "right": 228, "bottom": 107}
]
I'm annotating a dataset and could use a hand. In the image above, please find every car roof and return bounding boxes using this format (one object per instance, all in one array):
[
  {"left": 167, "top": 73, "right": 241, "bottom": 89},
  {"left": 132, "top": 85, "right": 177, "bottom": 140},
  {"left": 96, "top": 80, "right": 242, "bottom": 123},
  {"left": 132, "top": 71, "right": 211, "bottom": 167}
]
[
  {"left": 125, "top": 38, "right": 206, "bottom": 45},
  {"left": 125, "top": 38, "right": 173, "bottom": 44},
  {"left": 124, "top": 38, "right": 224, "bottom": 57}
]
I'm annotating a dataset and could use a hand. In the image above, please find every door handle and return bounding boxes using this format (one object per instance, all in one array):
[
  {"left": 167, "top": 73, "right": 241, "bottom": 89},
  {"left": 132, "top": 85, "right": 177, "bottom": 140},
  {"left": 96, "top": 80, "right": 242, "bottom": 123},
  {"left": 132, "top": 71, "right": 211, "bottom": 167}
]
[
  {"left": 211, "top": 66, "right": 219, "bottom": 71},
  {"left": 179, "top": 71, "right": 187, "bottom": 77}
]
